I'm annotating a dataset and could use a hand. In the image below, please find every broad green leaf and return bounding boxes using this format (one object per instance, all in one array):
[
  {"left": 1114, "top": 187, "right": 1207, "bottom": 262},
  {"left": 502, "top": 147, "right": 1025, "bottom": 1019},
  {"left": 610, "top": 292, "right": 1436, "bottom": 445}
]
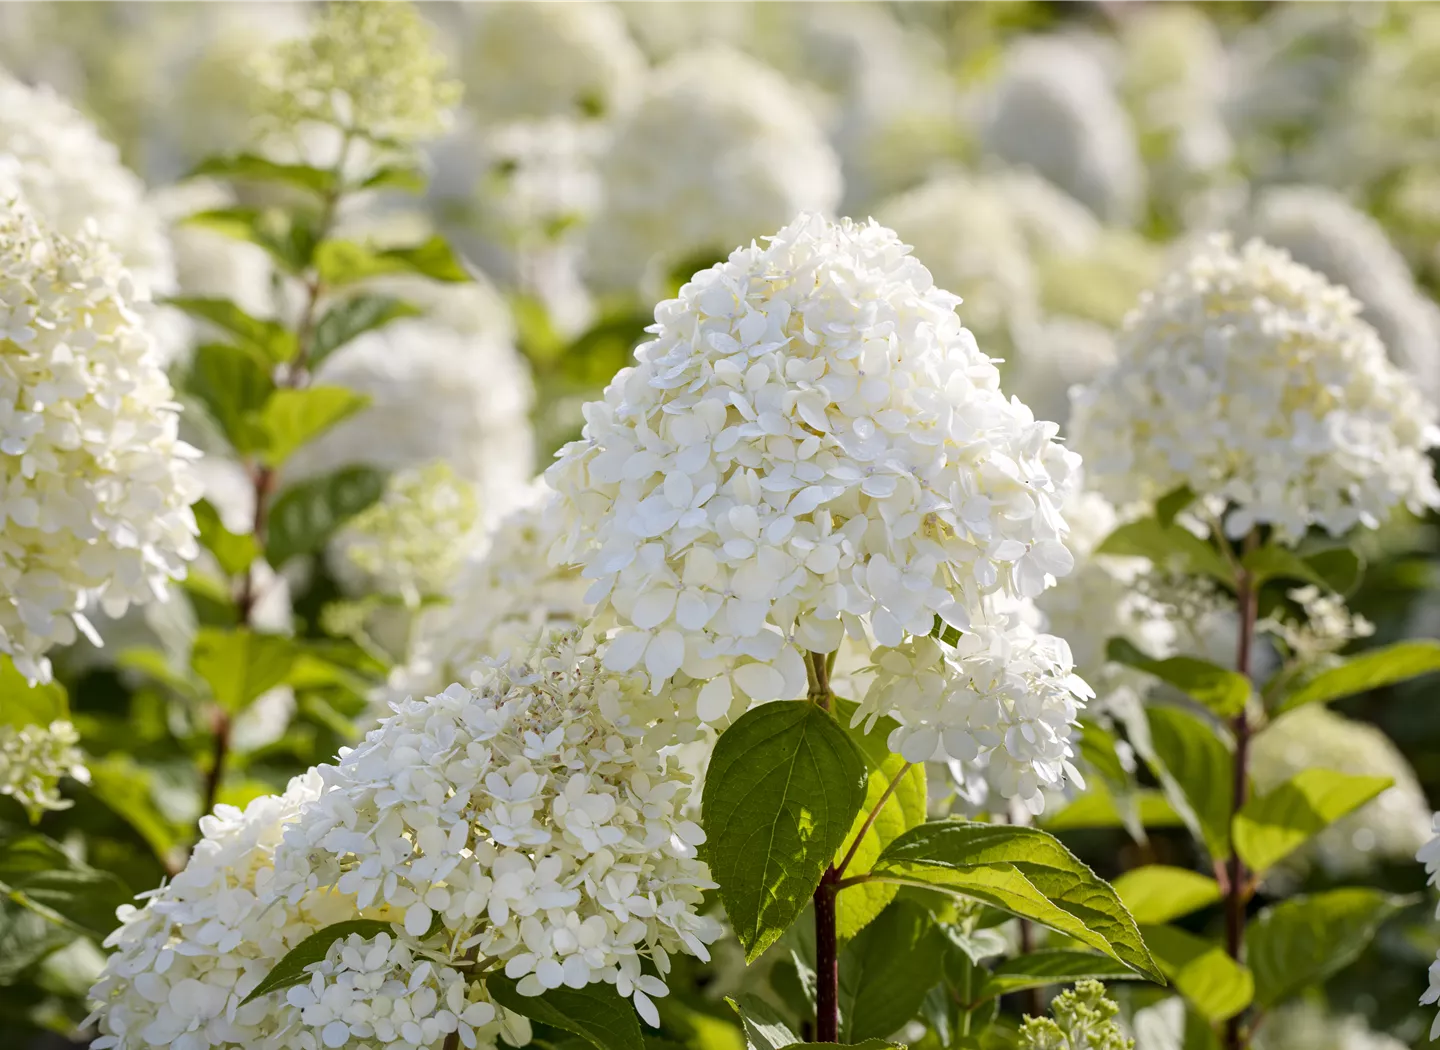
[
  {"left": 87, "top": 756, "right": 187, "bottom": 869},
  {"left": 1041, "top": 783, "right": 1183, "bottom": 832},
  {"left": 181, "top": 207, "right": 317, "bottom": 274},
  {"left": 0, "top": 897, "right": 74, "bottom": 981},
  {"left": 1111, "top": 866, "right": 1221, "bottom": 925},
  {"left": 868, "top": 821, "right": 1163, "bottom": 983},
  {"left": 1232, "top": 768, "right": 1391, "bottom": 876},
  {"left": 1145, "top": 706, "right": 1235, "bottom": 860},
  {"left": 242, "top": 919, "right": 394, "bottom": 1003},
  {"left": 193, "top": 499, "right": 260, "bottom": 577},
  {"left": 1246, "top": 889, "right": 1410, "bottom": 1008},
  {"left": 310, "top": 295, "right": 422, "bottom": 367},
  {"left": 1276, "top": 641, "right": 1440, "bottom": 712},
  {"left": 833, "top": 700, "right": 927, "bottom": 940},
  {"left": 190, "top": 153, "right": 338, "bottom": 196},
  {"left": 191, "top": 628, "right": 296, "bottom": 713},
  {"left": 700, "top": 702, "right": 869, "bottom": 961},
  {"left": 1302, "top": 548, "right": 1363, "bottom": 596},
  {"left": 1140, "top": 925, "right": 1252, "bottom": 1024},
  {"left": 0, "top": 656, "right": 67, "bottom": 728},
  {"left": 1096, "top": 517, "right": 1233, "bottom": 585},
  {"left": 488, "top": 973, "right": 644, "bottom": 1050},
  {"left": 0, "top": 833, "right": 131, "bottom": 939},
  {"left": 166, "top": 296, "right": 297, "bottom": 363},
  {"left": 779, "top": 1043, "right": 900, "bottom": 1050},
  {"left": 979, "top": 950, "right": 1146, "bottom": 998},
  {"left": 1155, "top": 485, "right": 1196, "bottom": 528},
  {"left": 187, "top": 342, "right": 274, "bottom": 454},
  {"left": 315, "top": 235, "right": 470, "bottom": 286},
  {"left": 839, "top": 899, "right": 947, "bottom": 1042},
  {"left": 259, "top": 386, "right": 370, "bottom": 467},
  {"left": 361, "top": 164, "right": 428, "bottom": 193},
  {"left": 726, "top": 995, "right": 799, "bottom": 1050},
  {"left": 1241, "top": 545, "right": 1332, "bottom": 590},
  {"left": 1107, "top": 639, "right": 1250, "bottom": 717},
  {"left": 265, "top": 467, "right": 388, "bottom": 566}
]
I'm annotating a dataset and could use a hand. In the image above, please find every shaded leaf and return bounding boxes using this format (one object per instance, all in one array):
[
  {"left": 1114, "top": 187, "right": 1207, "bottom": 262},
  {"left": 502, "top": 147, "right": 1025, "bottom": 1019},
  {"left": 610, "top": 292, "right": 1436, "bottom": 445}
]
[
  {"left": 266, "top": 467, "right": 388, "bottom": 566},
  {"left": 181, "top": 207, "right": 317, "bottom": 274},
  {"left": 1107, "top": 639, "right": 1250, "bottom": 717},
  {"left": 191, "top": 628, "right": 296, "bottom": 713},
  {"left": 190, "top": 153, "right": 338, "bottom": 195},
  {"left": 1233, "top": 768, "right": 1391, "bottom": 876},
  {"left": 1276, "top": 641, "right": 1440, "bottom": 712},
  {"left": 1145, "top": 706, "right": 1235, "bottom": 860},
  {"left": 1112, "top": 866, "right": 1222, "bottom": 926},
  {"left": 1096, "top": 518, "right": 1233, "bottom": 584},
  {"left": 488, "top": 973, "right": 644, "bottom": 1050},
  {"left": 1302, "top": 548, "right": 1363, "bottom": 596},
  {"left": 1141, "top": 925, "right": 1252, "bottom": 1024},
  {"left": 0, "top": 833, "right": 131, "bottom": 939},
  {"left": 166, "top": 296, "right": 296, "bottom": 363},
  {"left": 839, "top": 899, "right": 947, "bottom": 1042},
  {"left": 0, "top": 657, "right": 67, "bottom": 728},
  {"left": 980, "top": 950, "right": 1146, "bottom": 998},
  {"left": 310, "top": 295, "right": 422, "bottom": 367},
  {"left": 315, "top": 235, "right": 470, "bottom": 286},
  {"left": 193, "top": 499, "right": 259, "bottom": 577},
  {"left": 259, "top": 386, "right": 370, "bottom": 467},
  {"left": 725, "top": 995, "right": 798, "bottom": 1050},
  {"left": 1155, "top": 485, "right": 1195, "bottom": 528},
  {"left": 187, "top": 342, "right": 274, "bottom": 454},
  {"left": 242, "top": 919, "right": 394, "bottom": 1003},
  {"left": 361, "top": 165, "right": 428, "bottom": 193},
  {"left": 1241, "top": 546, "right": 1333, "bottom": 591},
  {"left": 86, "top": 756, "right": 187, "bottom": 869}
]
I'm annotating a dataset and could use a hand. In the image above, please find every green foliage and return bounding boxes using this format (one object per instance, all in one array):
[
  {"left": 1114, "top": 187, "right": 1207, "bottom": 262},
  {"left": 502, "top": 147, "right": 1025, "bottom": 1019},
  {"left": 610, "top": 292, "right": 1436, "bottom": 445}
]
[
  {"left": 314, "top": 234, "right": 470, "bottom": 286},
  {"left": 191, "top": 628, "right": 296, "bottom": 714},
  {"left": 259, "top": 386, "right": 371, "bottom": 467},
  {"left": 0, "top": 832, "right": 130, "bottom": 940},
  {"left": 361, "top": 164, "right": 428, "bottom": 192},
  {"left": 1139, "top": 925, "right": 1253, "bottom": 1024},
  {"left": 193, "top": 499, "right": 260, "bottom": 577},
  {"left": 310, "top": 295, "right": 423, "bottom": 367},
  {"left": 1144, "top": 706, "right": 1235, "bottom": 860},
  {"left": 866, "top": 822, "right": 1163, "bottom": 983},
  {"left": 1095, "top": 517, "right": 1233, "bottom": 584},
  {"left": 1232, "top": 768, "right": 1392, "bottom": 876},
  {"left": 166, "top": 296, "right": 298, "bottom": 364},
  {"left": 86, "top": 756, "right": 188, "bottom": 869},
  {"left": 488, "top": 974, "right": 645, "bottom": 1050},
  {"left": 265, "top": 466, "right": 388, "bottom": 567},
  {"left": 700, "top": 702, "right": 869, "bottom": 961},
  {"left": 241, "top": 919, "right": 395, "bottom": 1004},
  {"left": 0, "top": 659, "right": 68, "bottom": 728},
  {"left": 838, "top": 899, "right": 947, "bottom": 1042},
  {"left": 187, "top": 342, "right": 275, "bottom": 454},
  {"left": 1155, "top": 485, "right": 1196, "bottom": 528},
  {"left": 1246, "top": 889, "right": 1412, "bottom": 1008},
  {"left": 1111, "top": 866, "right": 1222, "bottom": 925},
  {"left": 1274, "top": 640, "right": 1440, "bottom": 712},
  {"left": 181, "top": 206, "right": 319, "bottom": 274},
  {"left": 190, "top": 153, "right": 340, "bottom": 196},
  {"left": 980, "top": 951, "right": 1146, "bottom": 998},
  {"left": 726, "top": 995, "right": 799, "bottom": 1050},
  {"left": 1241, "top": 545, "right": 1337, "bottom": 591},
  {"left": 1106, "top": 639, "right": 1250, "bottom": 717}
]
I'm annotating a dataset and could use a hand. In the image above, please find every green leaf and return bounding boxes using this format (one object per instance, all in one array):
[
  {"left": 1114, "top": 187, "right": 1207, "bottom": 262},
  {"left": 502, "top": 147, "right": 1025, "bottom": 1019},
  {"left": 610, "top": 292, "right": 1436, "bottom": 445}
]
[
  {"left": 1140, "top": 925, "right": 1253, "bottom": 1024},
  {"left": 1156, "top": 485, "right": 1196, "bottom": 528},
  {"left": 315, "top": 234, "right": 471, "bottom": 287},
  {"left": 0, "top": 833, "right": 131, "bottom": 940},
  {"left": 87, "top": 756, "right": 187, "bottom": 868},
  {"left": 725, "top": 995, "right": 799, "bottom": 1050},
  {"left": 979, "top": 950, "right": 1147, "bottom": 998},
  {"left": 190, "top": 153, "right": 338, "bottom": 196},
  {"left": 265, "top": 467, "right": 388, "bottom": 566},
  {"left": 187, "top": 342, "right": 274, "bottom": 454},
  {"left": 1276, "top": 640, "right": 1440, "bottom": 712},
  {"left": 833, "top": 700, "right": 927, "bottom": 940},
  {"left": 1041, "top": 783, "right": 1183, "bottom": 832},
  {"left": 181, "top": 207, "right": 318, "bottom": 274},
  {"left": 1233, "top": 768, "right": 1391, "bottom": 876},
  {"left": 839, "top": 899, "right": 947, "bottom": 1042},
  {"left": 1246, "top": 889, "right": 1410, "bottom": 1008},
  {"left": 193, "top": 499, "right": 260, "bottom": 577},
  {"left": 700, "top": 701, "right": 869, "bottom": 962},
  {"left": 310, "top": 295, "right": 423, "bottom": 367},
  {"left": 0, "top": 897, "right": 75, "bottom": 981},
  {"left": 1111, "top": 866, "right": 1222, "bottom": 925},
  {"left": 0, "top": 657, "right": 68, "bottom": 728},
  {"left": 1241, "top": 545, "right": 1334, "bottom": 591},
  {"left": 259, "top": 386, "right": 370, "bottom": 467},
  {"left": 166, "top": 296, "right": 297, "bottom": 364},
  {"left": 242, "top": 918, "right": 394, "bottom": 1003},
  {"left": 778, "top": 1043, "right": 900, "bottom": 1050},
  {"left": 868, "top": 821, "right": 1163, "bottom": 983},
  {"left": 1096, "top": 517, "right": 1234, "bottom": 585},
  {"left": 1145, "top": 706, "right": 1235, "bottom": 860},
  {"left": 488, "top": 973, "right": 644, "bottom": 1050},
  {"left": 191, "top": 628, "right": 297, "bottom": 713},
  {"left": 1106, "top": 639, "right": 1250, "bottom": 717},
  {"left": 361, "top": 164, "right": 428, "bottom": 193},
  {"left": 1302, "top": 547, "right": 1363, "bottom": 596}
]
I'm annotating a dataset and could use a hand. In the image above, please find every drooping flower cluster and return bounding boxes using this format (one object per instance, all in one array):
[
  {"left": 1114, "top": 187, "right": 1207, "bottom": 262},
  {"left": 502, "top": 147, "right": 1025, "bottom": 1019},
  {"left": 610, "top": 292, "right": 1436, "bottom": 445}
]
[
  {"left": 583, "top": 48, "right": 843, "bottom": 293},
  {"left": 1071, "top": 234, "right": 1440, "bottom": 540},
  {"left": 270, "top": 638, "right": 722, "bottom": 1027},
  {"left": 0, "top": 197, "right": 201, "bottom": 682},
  {"left": 550, "top": 214, "right": 1082, "bottom": 732},
  {"left": 251, "top": 0, "right": 460, "bottom": 150},
  {"left": 0, "top": 719, "right": 88, "bottom": 821}
]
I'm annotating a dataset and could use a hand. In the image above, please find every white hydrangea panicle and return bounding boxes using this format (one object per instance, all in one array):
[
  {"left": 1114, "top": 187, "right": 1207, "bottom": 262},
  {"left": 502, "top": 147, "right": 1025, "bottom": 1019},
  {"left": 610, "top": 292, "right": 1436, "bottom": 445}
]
[
  {"left": 583, "top": 48, "right": 843, "bottom": 293},
  {"left": 549, "top": 214, "right": 1081, "bottom": 719},
  {"left": 981, "top": 36, "right": 1146, "bottom": 226},
  {"left": 461, "top": 1, "right": 644, "bottom": 124},
  {"left": 0, "top": 196, "right": 202, "bottom": 682},
  {"left": 1253, "top": 1002, "right": 1408, "bottom": 1050},
  {"left": 1071, "top": 234, "right": 1440, "bottom": 541},
  {"left": 0, "top": 719, "right": 89, "bottom": 821},
  {"left": 270, "top": 637, "right": 722, "bottom": 1026}
]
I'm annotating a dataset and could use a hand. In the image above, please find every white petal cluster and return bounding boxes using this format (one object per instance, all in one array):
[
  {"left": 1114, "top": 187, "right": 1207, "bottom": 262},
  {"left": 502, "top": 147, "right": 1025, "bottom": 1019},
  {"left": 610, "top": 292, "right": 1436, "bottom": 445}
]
[
  {"left": 1254, "top": 705, "right": 1430, "bottom": 878},
  {"left": 271, "top": 639, "right": 722, "bottom": 1026},
  {"left": 1071, "top": 234, "right": 1440, "bottom": 540},
  {"left": 1254, "top": 1002, "right": 1408, "bottom": 1050},
  {"left": 0, "top": 718, "right": 89, "bottom": 821},
  {"left": 86, "top": 773, "right": 363, "bottom": 1050},
  {"left": 462, "top": 1, "right": 644, "bottom": 124},
  {"left": 285, "top": 277, "right": 535, "bottom": 511},
  {"left": 1247, "top": 185, "right": 1440, "bottom": 405},
  {"left": 549, "top": 214, "right": 1082, "bottom": 723},
  {"left": 856, "top": 621, "right": 1093, "bottom": 815},
  {"left": 0, "top": 197, "right": 202, "bottom": 682},
  {"left": 0, "top": 69, "right": 175, "bottom": 302},
  {"left": 981, "top": 36, "right": 1146, "bottom": 225},
  {"left": 583, "top": 48, "right": 843, "bottom": 293}
]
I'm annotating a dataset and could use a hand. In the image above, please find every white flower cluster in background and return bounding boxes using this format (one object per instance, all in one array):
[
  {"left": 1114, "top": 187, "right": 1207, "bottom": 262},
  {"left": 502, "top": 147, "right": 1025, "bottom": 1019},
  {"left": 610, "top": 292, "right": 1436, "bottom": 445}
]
[
  {"left": 270, "top": 638, "right": 722, "bottom": 1027},
  {"left": 1071, "top": 234, "right": 1440, "bottom": 540},
  {"left": 550, "top": 214, "right": 1083, "bottom": 746},
  {"left": 981, "top": 36, "right": 1146, "bottom": 226},
  {"left": 1255, "top": 705, "right": 1430, "bottom": 879},
  {"left": 462, "top": 1, "right": 644, "bottom": 125},
  {"left": 1253, "top": 1001, "right": 1408, "bottom": 1050},
  {"left": 0, "top": 719, "right": 88, "bottom": 821},
  {"left": 1419, "top": 808, "right": 1440, "bottom": 1039},
  {"left": 0, "top": 197, "right": 201, "bottom": 682},
  {"left": 584, "top": 47, "right": 842, "bottom": 293}
]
